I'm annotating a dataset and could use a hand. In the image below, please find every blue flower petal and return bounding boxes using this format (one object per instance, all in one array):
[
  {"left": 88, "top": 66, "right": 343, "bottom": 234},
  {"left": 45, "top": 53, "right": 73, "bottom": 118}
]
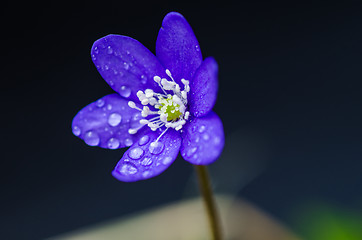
[
  {"left": 72, "top": 94, "right": 144, "bottom": 149},
  {"left": 156, "top": 12, "right": 203, "bottom": 85},
  {"left": 180, "top": 112, "right": 224, "bottom": 165},
  {"left": 112, "top": 128, "right": 181, "bottom": 182},
  {"left": 189, "top": 57, "right": 219, "bottom": 117},
  {"left": 91, "top": 35, "right": 167, "bottom": 102}
]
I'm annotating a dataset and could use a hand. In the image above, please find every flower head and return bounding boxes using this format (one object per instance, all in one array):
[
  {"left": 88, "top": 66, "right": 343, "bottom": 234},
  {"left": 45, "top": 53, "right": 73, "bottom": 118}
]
[{"left": 72, "top": 12, "right": 224, "bottom": 182}]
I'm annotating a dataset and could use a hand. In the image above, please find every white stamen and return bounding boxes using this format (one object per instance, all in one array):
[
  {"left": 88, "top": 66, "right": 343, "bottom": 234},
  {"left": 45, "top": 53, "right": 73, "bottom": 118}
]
[
  {"left": 185, "top": 111, "right": 190, "bottom": 120},
  {"left": 128, "top": 129, "right": 138, "bottom": 134},
  {"left": 127, "top": 69, "right": 190, "bottom": 134},
  {"left": 155, "top": 127, "right": 169, "bottom": 142},
  {"left": 153, "top": 76, "right": 161, "bottom": 83}
]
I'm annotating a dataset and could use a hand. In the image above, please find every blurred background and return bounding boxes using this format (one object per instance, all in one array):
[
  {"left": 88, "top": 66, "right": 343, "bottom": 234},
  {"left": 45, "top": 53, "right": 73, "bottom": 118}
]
[{"left": 1, "top": 1, "right": 362, "bottom": 239}]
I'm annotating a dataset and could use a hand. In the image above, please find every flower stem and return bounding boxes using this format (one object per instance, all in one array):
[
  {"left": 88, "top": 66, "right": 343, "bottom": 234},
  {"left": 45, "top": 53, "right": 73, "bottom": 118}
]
[{"left": 194, "top": 165, "right": 223, "bottom": 240}]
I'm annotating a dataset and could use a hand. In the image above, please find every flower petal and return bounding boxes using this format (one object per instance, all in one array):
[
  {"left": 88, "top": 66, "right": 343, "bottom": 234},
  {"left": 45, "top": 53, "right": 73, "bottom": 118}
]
[
  {"left": 189, "top": 57, "right": 219, "bottom": 117},
  {"left": 156, "top": 12, "right": 202, "bottom": 85},
  {"left": 72, "top": 94, "right": 144, "bottom": 149},
  {"left": 112, "top": 129, "right": 181, "bottom": 182},
  {"left": 91, "top": 35, "right": 167, "bottom": 101},
  {"left": 180, "top": 112, "right": 224, "bottom": 165}
]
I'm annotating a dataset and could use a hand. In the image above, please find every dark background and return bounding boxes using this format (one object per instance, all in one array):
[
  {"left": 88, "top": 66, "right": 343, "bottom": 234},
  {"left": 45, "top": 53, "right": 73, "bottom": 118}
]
[{"left": 1, "top": 1, "right": 362, "bottom": 239}]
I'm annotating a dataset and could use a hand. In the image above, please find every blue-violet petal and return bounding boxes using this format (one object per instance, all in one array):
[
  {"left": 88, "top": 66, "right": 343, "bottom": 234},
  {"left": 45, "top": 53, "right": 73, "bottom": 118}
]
[
  {"left": 72, "top": 94, "right": 144, "bottom": 149},
  {"left": 156, "top": 12, "right": 203, "bottom": 85},
  {"left": 189, "top": 57, "right": 219, "bottom": 117},
  {"left": 180, "top": 112, "right": 224, "bottom": 165},
  {"left": 112, "top": 128, "right": 181, "bottom": 182},
  {"left": 91, "top": 35, "right": 167, "bottom": 101}
]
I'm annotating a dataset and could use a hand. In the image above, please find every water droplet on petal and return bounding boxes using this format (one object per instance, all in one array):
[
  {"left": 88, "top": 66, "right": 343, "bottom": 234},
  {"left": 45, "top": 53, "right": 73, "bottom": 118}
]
[
  {"left": 72, "top": 126, "right": 81, "bottom": 136},
  {"left": 195, "top": 45, "right": 200, "bottom": 51},
  {"left": 139, "top": 135, "right": 150, "bottom": 146},
  {"left": 84, "top": 131, "right": 100, "bottom": 146},
  {"left": 119, "top": 163, "right": 138, "bottom": 175},
  {"left": 198, "top": 125, "right": 206, "bottom": 133},
  {"left": 96, "top": 99, "right": 105, "bottom": 107},
  {"left": 141, "top": 157, "right": 153, "bottom": 166},
  {"left": 107, "top": 138, "right": 120, "bottom": 149},
  {"left": 113, "top": 69, "right": 118, "bottom": 75},
  {"left": 203, "top": 133, "right": 210, "bottom": 141},
  {"left": 142, "top": 171, "right": 150, "bottom": 178},
  {"left": 187, "top": 147, "right": 197, "bottom": 157},
  {"left": 191, "top": 125, "right": 197, "bottom": 133},
  {"left": 163, "top": 156, "right": 172, "bottom": 165},
  {"left": 107, "top": 46, "right": 113, "bottom": 54},
  {"left": 123, "top": 62, "right": 129, "bottom": 70},
  {"left": 141, "top": 75, "right": 147, "bottom": 84},
  {"left": 108, "top": 113, "right": 122, "bottom": 127},
  {"left": 107, "top": 104, "right": 112, "bottom": 110},
  {"left": 149, "top": 141, "right": 164, "bottom": 155},
  {"left": 124, "top": 138, "right": 133, "bottom": 146},
  {"left": 195, "top": 136, "right": 200, "bottom": 143},
  {"left": 128, "top": 147, "right": 144, "bottom": 160},
  {"left": 119, "top": 85, "right": 131, "bottom": 98},
  {"left": 104, "top": 65, "right": 109, "bottom": 70}
]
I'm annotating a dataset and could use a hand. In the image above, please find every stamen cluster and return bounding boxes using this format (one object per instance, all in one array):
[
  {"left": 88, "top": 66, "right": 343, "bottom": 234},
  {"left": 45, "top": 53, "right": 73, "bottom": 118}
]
[{"left": 128, "top": 70, "right": 190, "bottom": 136}]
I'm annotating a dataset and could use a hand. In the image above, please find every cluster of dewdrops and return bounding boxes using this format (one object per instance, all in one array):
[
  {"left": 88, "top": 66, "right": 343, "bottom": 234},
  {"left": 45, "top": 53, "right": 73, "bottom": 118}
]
[{"left": 127, "top": 69, "right": 190, "bottom": 141}]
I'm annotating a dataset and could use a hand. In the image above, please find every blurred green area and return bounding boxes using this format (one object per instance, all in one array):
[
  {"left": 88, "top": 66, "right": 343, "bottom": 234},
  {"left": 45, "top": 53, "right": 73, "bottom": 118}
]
[{"left": 294, "top": 203, "right": 362, "bottom": 240}]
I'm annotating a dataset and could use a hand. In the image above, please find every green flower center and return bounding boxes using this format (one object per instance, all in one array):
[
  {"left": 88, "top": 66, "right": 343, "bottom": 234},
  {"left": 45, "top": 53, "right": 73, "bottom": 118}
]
[{"left": 158, "top": 96, "right": 182, "bottom": 122}]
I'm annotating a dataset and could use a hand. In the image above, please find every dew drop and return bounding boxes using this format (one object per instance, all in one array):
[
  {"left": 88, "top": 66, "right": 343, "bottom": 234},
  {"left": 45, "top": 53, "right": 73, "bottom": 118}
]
[
  {"left": 119, "top": 85, "right": 131, "bottom": 98},
  {"left": 96, "top": 99, "right": 105, "bottom": 107},
  {"left": 107, "top": 138, "right": 120, "bottom": 149},
  {"left": 142, "top": 171, "right": 150, "bottom": 178},
  {"left": 141, "top": 157, "right": 153, "bottom": 166},
  {"left": 107, "top": 104, "right": 112, "bottom": 110},
  {"left": 107, "top": 46, "right": 113, "bottom": 54},
  {"left": 94, "top": 46, "right": 99, "bottom": 54},
  {"left": 162, "top": 156, "right": 173, "bottom": 165},
  {"left": 195, "top": 136, "right": 200, "bottom": 143},
  {"left": 191, "top": 125, "right": 197, "bottom": 133},
  {"left": 195, "top": 45, "right": 200, "bottom": 51},
  {"left": 187, "top": 147, "right": 197, "bottom": 157},
  {"left": 128, "top": 147, "right": 144, "bottom": 160},
  {"left": 108, "top": 113, "right": 122, "bottom": 127},
  {"left": 113, "top": 69, "right": 118, "bottom": 75},
  {"left": 149, "top": 141, "right": 164, "bottom": 155},
  {"left": 124, "top": 138, "right": 133, "bottom": 147},
  {"left": 104, "top": 65, "right": 109, "bottom": 70},
  {"left": 84, "top": 131, "right": 100, "bottom": 146},
  {"left": 123, "top": 62, "right": 129, "bottom": 70},
  {"left": 72, "top": 126, "right": 81, "bottom": 136},
  {"left": 141, "top": 75, "right": 147, "bottom": 84},
  {"left": 203, "top": 133, "right": 210, "bottom": 141},
  {"left": 139, "top": 135, "right": 150, "bottom": 146},
  {"left": 120, "top": 163, "right": 138, "bottom": 175},
  {"left": 198, "top": 125, "right": 206, "bottom": 133}
]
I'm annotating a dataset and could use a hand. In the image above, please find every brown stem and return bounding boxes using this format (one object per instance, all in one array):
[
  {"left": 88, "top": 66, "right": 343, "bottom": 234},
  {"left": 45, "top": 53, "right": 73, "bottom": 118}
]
[{"left": 194, "top": 165, "right": 223, "bottom": 240}]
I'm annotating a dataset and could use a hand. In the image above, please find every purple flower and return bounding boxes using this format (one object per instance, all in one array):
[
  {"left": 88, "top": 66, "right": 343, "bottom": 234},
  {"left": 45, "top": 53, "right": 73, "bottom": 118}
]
[{"left": 72, "top": 12, "right": 224, "bottom": 182}]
